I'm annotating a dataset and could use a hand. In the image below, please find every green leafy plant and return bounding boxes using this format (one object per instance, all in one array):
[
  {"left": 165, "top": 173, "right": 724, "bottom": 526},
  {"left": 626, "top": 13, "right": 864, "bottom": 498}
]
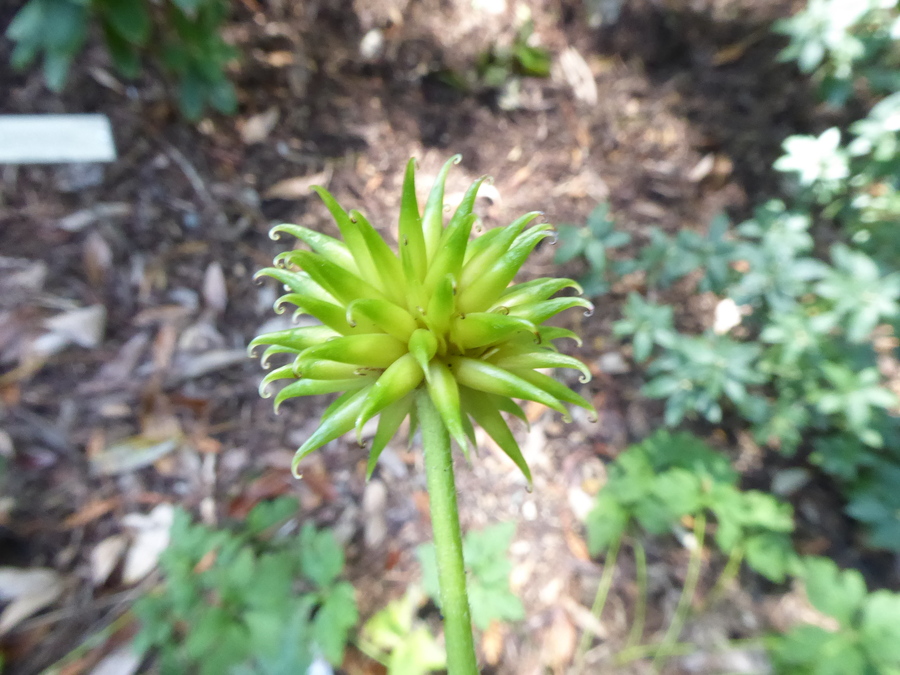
[
  {"left": 360, "top": 587, "right": 447, "bottom": 675},
  {"left": 553, "top": 204, "right": 631, "bottom": 296},
  {"left": 6, "top": 0, "right": 237, "bottom": 119},
  {"left": 642, "top": 334, "right": 767, "bottom": 426},
  {"left": 769, "top": 556, "right": 900, "bottom": 674},
  {"left": 251, "top": 155, "right": 593, "bottom": 674},
  {"left": 585, "top": 430, "right": 797, "bottom": 582},
  {"left": 133, "top": 499, "right": 358, "bottom": 674},
  {"left": 612, "top": 293, "right": 676, "bottom": 363},
  {"left": 418, "top": 521, "right": 525, "bottom": 631},
  {"left": 476, "top": 20, "right": 552, "bottom": 88}
]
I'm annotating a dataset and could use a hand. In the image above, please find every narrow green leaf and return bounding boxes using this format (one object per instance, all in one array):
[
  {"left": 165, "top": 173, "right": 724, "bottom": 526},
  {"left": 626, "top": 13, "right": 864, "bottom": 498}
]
[
  {"left": 408, "top": 329, "right": 438, "bottom": 373},
  {"left": 448, "top": 356, "right": 568, "bottom": 417},
  {"left": 293, "top": 389, "right": 370, "bottom": 475},
  {"left": 399, "top": 158, "right": 427, "bottom": 282},
  {"left": 293, "top": 357, "right": 370, "bottom": 380},
  {"left": 508, "top": 296, "right": 594, "bottom": 324},
  {"left": 424, "top": 214, "right": 478, "bottom": 293},
  {"left": 509, "top": 368, "right": 596, "bottom": 419},
  {"left": 275, "top": 377, "right": 374, "bottom": 412},
  {"left": 270, "top": 224, "right": 357, "bottom": 273},
  {"left": 425, "top": 360, "right": 469, "bottom": 453},
  {"left": 248, "top": 325, "right": 337, "bottom": 357},
  {"left": 496, "top": 278, "right": 583, "bottom": 308},
  {"left": 492, "top": 350, "right": 591, "bottom": 383},
  {"left": 298, "top": 335, "right": 407, "bottom": 368},
  {"left": 425, "top": 275, "right": 455, "bottom": 338},
  {"left": 349, "top": 210, "right": 405, "bottom": 303},
  {"left": 355, "top": 353, "right": 424, "bottom": 439},
  {"left": 255, "top": 267, "right": 336, "bottom": 303},
  {"left": 458, "top": 212, "right": 541, "bottom": 294},
  {"left": 274, "top": 293, "right": 371, "bottom": 335},
  {"left": 462, "top": 388, "right": 532, "bottom": 484},
  {"left": 346, "top": 298, "right": 418, "bottom": 342},
  {"left": 287, "top": 249, "right": 387, "bottom": 305},
  {"left": 366, "top": 394, "right": 414, "bottom": 479},
  {"left": 450, "top": 313, "right": 536, "bottom": 350},
  {"left": 259, "top": 364, "right": 295, "bottom": 398},
  {"left": 458, "top": 224, "right": 554, "bottom": 313},
  {"left": 422, "top": 155, "right": 461, "bottom": 260},
  {"left": 311, "top": 186, "right": 381, "bottom": 283}
]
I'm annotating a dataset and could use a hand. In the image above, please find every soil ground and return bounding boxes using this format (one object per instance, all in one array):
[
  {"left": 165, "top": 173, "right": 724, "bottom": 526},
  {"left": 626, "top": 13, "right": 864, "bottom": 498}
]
[{"left": 0, "top": 0, "right": 846, "bottom": 673}]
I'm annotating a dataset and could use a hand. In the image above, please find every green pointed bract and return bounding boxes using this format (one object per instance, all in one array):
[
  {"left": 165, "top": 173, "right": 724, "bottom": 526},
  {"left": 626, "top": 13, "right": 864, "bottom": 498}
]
[
  {"left": 293, "top": 357, "right": 371, "bottom": 381},
  {"left": 457, "top": 225, "right": 555, "bottom": 313},
  {"left": 537, "top": 325, "right": 583, "bottom": 347},
  {"left": 424, "top": 213, "right": 477, "bottom": 293},
  {"left": 256, "top": 267, "right": 335, "bottom": 303},
  {"left": 275, "top": 377, "right": 374, "bottom": 413},
  {"left": 355, "top": 353, "right": 424, "bottom": 440},
  {"left": 292, "top": 388, "right": 370, "bottom": 476},
  {"left": 299, "top": 334, "right": 407, "bottom": 368},
  {"left": 409, "top": 328, "right": 439, "bottom": 372},
  {"left": 450, "top": 313, "right": 536, "bottom": 350},
  {"left": 458, "top": 212, "right": 541, "bottom": 293},
  {"left": 496, "top": 278, "right": 582, "bottom": 308},
  {"left": 269, "top": 223, "right": 357, "bottom": 273},
  {"left": 509, "top": 296, "right": 594, "bottom": 325},
  {"left": 253, "top": 156, "right": 595, "bottom": 478},
  {"left": 426, "top": 360, "right": 470, "bottom": 455},
  {"left": 311, "top": 186, "right": 380, "bottom": 282},
  {"left": 491, "top": 351, "right": 591, "bottom": 383},
  {"left": 399, "top": 159, "right": 427, "bottom": 282},
  {"left": 422, "top": 155, "right": 461, "bottom": 259},
  {"left": 288, "top": 249, "right": 387, "bottom": 306},
  {"left": 447, "top": 356, "right": 569, "bottom": 418},
  {"left": 248, "top": 325, "right": 338, "bottom": 357},
  {"left": 366, "top": 394, "right": 414, "bottom": 479},
  {"left": 510, "top": 368, "right": 596, "bottom": 419},
  {"left": 462, "top": 388, "right": 532, "bottom": 484},
  {"left": 346, "top": 298, "right": 418, "bottom": 342},
  {"left": 349, "top": 210, "right": 405, "bottom": 303},
  {"left": 275, "top": 293, "right": 371, "bottom": 335}
]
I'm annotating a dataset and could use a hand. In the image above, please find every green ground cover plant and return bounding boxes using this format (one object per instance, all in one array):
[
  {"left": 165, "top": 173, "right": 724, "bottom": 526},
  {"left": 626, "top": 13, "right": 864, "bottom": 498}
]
[
  {"left": 6, "top": 0, "right": 236, "bottom": 118},
  {"left": 133, "top": 498, "right": 357, "bottom": 674}
]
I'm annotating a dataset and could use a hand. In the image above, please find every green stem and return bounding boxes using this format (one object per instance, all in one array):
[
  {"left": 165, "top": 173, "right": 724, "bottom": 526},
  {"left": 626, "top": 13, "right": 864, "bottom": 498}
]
[
  {"left": 653, "top": 513, "right": 707, "bottom": 671},
  {"left": 704, "top": 544, "right": 744, "bottom": 611},
  {"left": 416, "top": 389, "right": 479, "bottom": 675},
  {"left": 575, "top": 532, "right": 622, "bottom": 670},
  {"left": 625, "top": 538, "right": 648, "bottom": 649}
]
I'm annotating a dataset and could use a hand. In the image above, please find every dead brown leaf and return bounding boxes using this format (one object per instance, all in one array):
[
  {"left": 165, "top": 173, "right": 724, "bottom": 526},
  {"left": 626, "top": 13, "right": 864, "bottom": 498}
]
[{"left": 264, "top": 168, "right": 332, "bottom": 199}]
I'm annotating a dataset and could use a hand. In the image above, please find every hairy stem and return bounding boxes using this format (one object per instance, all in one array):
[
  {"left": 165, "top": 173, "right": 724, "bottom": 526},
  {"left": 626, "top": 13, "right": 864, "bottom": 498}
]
[
  {"left": 416, "top": 389, "right": 478, "bottom": 675},
  {"left": 653, "top": 513, "right": 707, "bottom": 671},
  {"left": 626, "top": 538, "right": 648, "bottom": 649}
]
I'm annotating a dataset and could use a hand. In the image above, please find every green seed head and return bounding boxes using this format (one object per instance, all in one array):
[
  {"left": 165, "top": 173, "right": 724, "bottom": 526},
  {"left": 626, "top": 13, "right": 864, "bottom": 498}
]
[{"left": 251, "top": 156, "right": 596, "bottom": 481}]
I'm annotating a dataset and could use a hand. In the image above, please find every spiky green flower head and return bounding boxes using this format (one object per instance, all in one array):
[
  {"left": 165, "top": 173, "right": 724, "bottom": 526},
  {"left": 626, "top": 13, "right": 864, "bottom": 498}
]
[{"left": 251, "top": 156, "right": 596, "bottom": 482}]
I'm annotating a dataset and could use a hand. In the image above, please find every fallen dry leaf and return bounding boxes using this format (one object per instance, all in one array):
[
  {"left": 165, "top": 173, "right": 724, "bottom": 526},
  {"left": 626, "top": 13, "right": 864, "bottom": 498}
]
[
  {"left": 240, "top": 107, "right": 280, "bottom": 144},
  {"left": 121, "top": 503, "right": 174, "bottom": 584},
  {"left": 540, "top": 608, "right": 578, "bottom": 674},
  {"left": 43, "top": 305, "right": 107, "bottom": 350},
  {"left": 0, "top": 567, "right": 64, "bottom": 635},
  {"left": 202, "top": 261, "right": 228, "bottom": 314},
  {"left": 480, "top": 620, "right": 506, "bottom": 666},
  {"left": 56, "top": 203, "right": 131, "bottom": 232},
  {"left": 90, "top": 535, "right": 128, "bottom": 586},
  {"left": 89, "top": 436, "right": 180, "bottom": 476},
  {"left": 264, "top": 168, "right": 332, "bottom": 199},
  {"left": 83, "top": 231, "right": 113, "bottom": 287}
]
